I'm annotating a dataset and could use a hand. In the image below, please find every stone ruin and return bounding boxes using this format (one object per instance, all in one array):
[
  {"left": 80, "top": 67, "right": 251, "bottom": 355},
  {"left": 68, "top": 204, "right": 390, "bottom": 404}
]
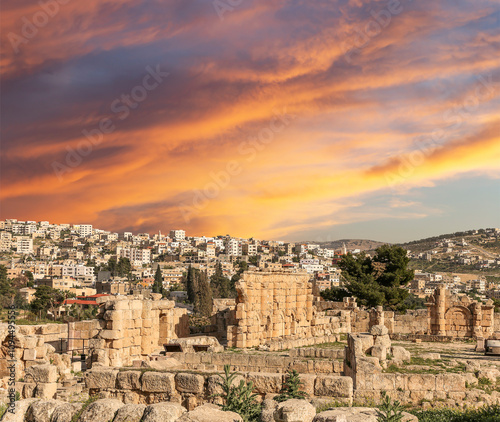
[
  {"left": 227, "top": 271, "right": 351, "bottom": 349},
  {"left": 426, "top": 285, "right": 495, "bottom": 338}
]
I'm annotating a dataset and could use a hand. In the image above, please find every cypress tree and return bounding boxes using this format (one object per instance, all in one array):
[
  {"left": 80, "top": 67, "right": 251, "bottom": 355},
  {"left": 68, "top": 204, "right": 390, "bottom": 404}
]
[
  {"left": 195, "top": 270, "right": 213, "bottom": 317},
  {"left": 152, "top": 266, "right": 164, "bottom": 295},
  {"left": 186, "top": 265, "right": 198, "bottom": 304}
]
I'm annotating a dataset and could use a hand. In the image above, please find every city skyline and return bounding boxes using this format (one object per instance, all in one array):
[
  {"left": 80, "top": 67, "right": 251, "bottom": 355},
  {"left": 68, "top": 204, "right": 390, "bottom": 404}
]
[{"left": 1, "top": 0, "right": 499, "bottom": 242}]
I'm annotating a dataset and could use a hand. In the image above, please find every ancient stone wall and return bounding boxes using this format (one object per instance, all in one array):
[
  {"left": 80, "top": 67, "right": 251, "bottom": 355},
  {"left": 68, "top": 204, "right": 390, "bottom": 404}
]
[
  {"left": 92, "top": 295, "right": 189, "bottom": 367},
  {"left": 426, "top": 286, "right": 494, "bottom": 338},
  {"left": 83, "top": 367, "right": 353, "bottom": 407},
  {"left": 226, "top": 271, "right": 350, "bottom": 348},
  {"left": 163, "top": 347, "right": 344, "bottom": 375}
]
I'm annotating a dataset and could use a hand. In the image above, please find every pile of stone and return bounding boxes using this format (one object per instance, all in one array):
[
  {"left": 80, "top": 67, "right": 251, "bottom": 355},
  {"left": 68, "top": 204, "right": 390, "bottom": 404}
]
[{"left": 0, "top": 397, "right": 419, "bottom": 422}]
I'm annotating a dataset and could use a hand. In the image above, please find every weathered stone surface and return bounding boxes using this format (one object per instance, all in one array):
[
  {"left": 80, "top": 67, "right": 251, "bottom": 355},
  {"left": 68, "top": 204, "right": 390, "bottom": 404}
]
[
  {"left": 24, "top": 399, "right": 63, "bottom": 422},
  {"left": 370, "top": 325, "right": 388, "bottom": 336},
  {"left": 371, "top": 345, "right": 386, "bottom": 361},
  {"left": 420, "top": 353, "right": 440, "bottom": 360},
  {"left": 33, "top": 382, "right": 57, "bottom": 399},
  {"left": 113, "top": 403, "right": 146, "bottom": 422},
  {"left": 260, "top": 399, "right": 278, "bottom": 422},
  {"left": 84, "top": 368, "right": 119, "bottom": 389},
  {"left": 373, "top": 334, "right": 391, "bottom": 349},
  {"left": 176, "top": 403, "right": 243, "bottom": 421},
  {"left": 0, "top": 399, "right": 39, "bottom": 422},
  {"left": 175, "top": 373, "right": 205, "bottom": 394},
  {"left": 25, "top": 364, "right": 58, "bottom": 383},
  {"left": 312, "top": 407, "right": 417, "bottom": 422},
  {"left": 391, "top": 346, "right": 411, "bottom": 362},
  {"left": 78, "top": 398, "right": 124, "bottom": 422},
  {"left": 51, "top": 402, "right": 84, "bottom": 422},
  {"left": 273, "top": 399, "right": 316, "bottom": 422},
  {"left": 141, "top": 402, "right": 186, "bottom": 422},
  {"left": 141, "top": 372, "right": 176, "bottom": 393},
  {"left": 247, "top": 373, "right": 283, "bottom": 394},
  {"left": 116, "top": 371, "right": 141, "bottom": 390},
  {"left": 314, "top": 376, "right": 353, "bottom": 398}
]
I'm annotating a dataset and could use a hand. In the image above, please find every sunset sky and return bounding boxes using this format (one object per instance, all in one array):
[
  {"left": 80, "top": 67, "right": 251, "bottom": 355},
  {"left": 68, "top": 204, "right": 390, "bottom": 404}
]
[{"left": 1, "top": 0, "right": 499, "bottom": 243}]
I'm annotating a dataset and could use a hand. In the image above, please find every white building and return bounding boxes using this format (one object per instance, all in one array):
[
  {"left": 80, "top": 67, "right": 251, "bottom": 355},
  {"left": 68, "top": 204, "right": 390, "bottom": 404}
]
[
  {"left": 78, "top": 224, "right": 93, "bottom": 237},
  {"left": 16, "top": 238, "right": 33, "bottom": 254},
  {"left": 169, "top": 230, "right": 186, "bottom": 241},
  {"left": 225, "top": 238, "right": 242, "bottom": 256}
]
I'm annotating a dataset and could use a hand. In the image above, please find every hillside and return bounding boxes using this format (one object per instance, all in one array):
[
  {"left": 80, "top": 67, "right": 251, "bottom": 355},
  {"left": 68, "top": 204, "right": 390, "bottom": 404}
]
[{"left": 314, "top": 239, "right": 388, "bottom": 252}]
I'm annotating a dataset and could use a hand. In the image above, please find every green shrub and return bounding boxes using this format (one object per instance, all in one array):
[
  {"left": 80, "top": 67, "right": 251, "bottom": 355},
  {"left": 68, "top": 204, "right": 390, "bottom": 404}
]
[
  {"left": 275, "top": 369, "right": 308, "bottom": 403},
  {"left": 213, "top": 365, "right": 261, "bottom": 422},
  {"left": 376, "top": 393, "right": 405, "bottom": 422},
  {"left": 411, "top": 404, "right": 500, "bottom": 422}
]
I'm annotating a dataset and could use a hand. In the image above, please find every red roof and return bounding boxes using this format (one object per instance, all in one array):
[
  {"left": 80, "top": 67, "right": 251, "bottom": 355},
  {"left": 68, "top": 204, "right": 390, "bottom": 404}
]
[{"left": 63, "top": 299, "right": 98, "bottom": 305}]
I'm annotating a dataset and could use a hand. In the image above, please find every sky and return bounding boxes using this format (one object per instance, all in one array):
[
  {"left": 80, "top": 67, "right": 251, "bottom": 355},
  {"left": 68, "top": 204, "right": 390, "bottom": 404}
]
[{"left": 1, "top": 0, "right": 499, "bottom": 243}]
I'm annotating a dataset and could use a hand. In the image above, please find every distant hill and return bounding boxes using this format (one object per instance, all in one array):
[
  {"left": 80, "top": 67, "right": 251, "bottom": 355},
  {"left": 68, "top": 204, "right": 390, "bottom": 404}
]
[{"left": 312, "top": 239, "right": 389, "bottom": 252}]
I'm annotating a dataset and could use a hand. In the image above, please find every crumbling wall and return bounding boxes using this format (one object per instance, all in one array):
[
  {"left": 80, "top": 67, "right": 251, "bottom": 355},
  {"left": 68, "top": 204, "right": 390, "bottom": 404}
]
[
  {"left": 426, "top": 286, "right": 494, "bottom": 338},
  {"left": 92, "top": 294, "right": 189, "bottom": 367},
  {"left": 226, "top": 271, "right": 350, "bottom": 349}
]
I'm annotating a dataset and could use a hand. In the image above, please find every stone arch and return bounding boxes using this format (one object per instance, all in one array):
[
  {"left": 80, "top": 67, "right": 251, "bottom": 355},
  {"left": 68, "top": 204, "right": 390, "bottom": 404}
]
[{"left": 444, "top": 306, "right": 473, "bottom": 337}]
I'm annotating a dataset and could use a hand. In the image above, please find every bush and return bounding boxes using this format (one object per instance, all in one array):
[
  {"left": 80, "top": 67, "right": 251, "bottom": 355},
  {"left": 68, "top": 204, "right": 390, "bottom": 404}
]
[
  {"left": 213, "top": 365, "right": 261, "bottom": 422},
  {"left": 411, "top": 404, "right": 500, "bottom": 422},
  {"left": 376, "top": 393, "right": 404, "bottom": 422},
  {"left": 275, "top": 369, "right": 308, "bottom": 402}
]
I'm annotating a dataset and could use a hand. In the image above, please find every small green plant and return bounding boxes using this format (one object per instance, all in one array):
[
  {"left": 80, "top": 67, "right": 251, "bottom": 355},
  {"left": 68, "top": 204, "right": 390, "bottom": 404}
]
[
  {"left": 478, "top": 377, "right": 492, "bottom": 386},
  {"left": 15, "top": 391, "right": 21, "bottom": 401},
  {"left": 71, "top": 395, "right": 98, "bottom": 422},
  {"left": 376, "top": 392, "right": 404, "bottom": 422},
  {"left": 275, "top": 369, "right": 308, "bottom": 402},
  {"left": 0, "top": 403, "right": 8, "bottom": 419},
  {"left": 213, "top": 365, "right": 261, "bottom": 422}
]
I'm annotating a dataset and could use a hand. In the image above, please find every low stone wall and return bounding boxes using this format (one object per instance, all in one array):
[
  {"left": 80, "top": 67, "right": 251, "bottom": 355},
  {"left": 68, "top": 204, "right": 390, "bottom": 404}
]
[
  {"left": 389, "top": 333, "right": 476, "bottom": 343},
  {"left": 354, "top": 373, "right": 467, "bottom": 404},
  {"left": 83, "top": 367, "right": 354, "bottom": 407},
  {"left": 167, "top": 350, "right": 344, "bottom": 375}
]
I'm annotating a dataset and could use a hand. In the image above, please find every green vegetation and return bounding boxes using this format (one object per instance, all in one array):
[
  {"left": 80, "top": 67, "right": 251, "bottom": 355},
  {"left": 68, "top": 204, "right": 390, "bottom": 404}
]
[
  {"left": 185, "top": 265, "right": 213, "bottom": 317},
  {"left": 322, "top": 245, "right": 414, "bottom": 310},
  {"left": 152, "top": 266, "right": 166, "bottom": 297},
  {"left": 384, "top": 357, "right": 466, "bottom": 375},
  {"left": 275, "top": 369, "right": 308, "bottom": 402},
  {"left": 211, "top": 262, "right": 233, "bottom": 298},
  {"left": 376, "top": 393, "right": 405, "bottom": 422},
  {"left": 71, "top": 395, "right": 99, "bottom": 422},
  {"left": 411, "top": 405, "right": 500, "bottom": 422},
  {"left": 213, "top": 365, "right": 261, "bottom": 422}
]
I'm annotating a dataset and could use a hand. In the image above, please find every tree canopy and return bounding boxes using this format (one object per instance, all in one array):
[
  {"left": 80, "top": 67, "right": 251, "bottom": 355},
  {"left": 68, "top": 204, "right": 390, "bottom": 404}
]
[{"left": 322, "top": 245, "right": 414, "bottom": 310}]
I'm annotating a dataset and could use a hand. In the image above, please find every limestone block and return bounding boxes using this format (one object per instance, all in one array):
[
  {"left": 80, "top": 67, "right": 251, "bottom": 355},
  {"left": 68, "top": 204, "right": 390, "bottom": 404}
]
[
  {"left": 207, "top": 374, "right": 245, "bottom": 397},
  {"left": 0, "top": 398, "right": 39, "bottom": 422},
  {"left": 273, "top": 399, "right": 316, "bottom": 422},
  {"left": 51, "top": 402, "right": 84, "bottom": 422},
  {"left": 247, "top": 373, "right": 283, "bottom": 394},
  {"left": 407, "top": 374, "right": 436, "bottom": 391},
  {"left": 23, "top": 383, "right": 36, "bottom": 399},
  {"left": 175, "top": 373, "right": 205, "bottom": 394},
  {"left": 374, "top": 335, "right": 391, "bottom": 349},
  {"left": 436, "top": 374, "right": 465, "bottom": 392},
  {"left": 371, "top": 345, "right": 386, "bottom": 361},
  {"left": 25, "top": 399, "right": 63, "bottom": 422},
  {"left": 25, "top": 364, "right": 58, "bottom": 383},
  {"left": 355, "top": 357, "right": 382, "bottom": 374},
  {"left": 370, "top": 325, "right": 388, "bottom": 336},
  {"left": 78, "top": 398, "right": 124, "bottom": 422},
  {"left": 141, "top": 402, "right": 186, "bottom": 422},
  {"left": 177, "top": 403, "right": 243, "bottom": 421},
  {"left": 372, "top": 374, "right": 396, "bottom": 391},
  {"left": 141, "top": 372, "right": 176, "bottom": 393},
  {"left": 84, "top": 368, "right": 118, "bottom": 389},
  {"left": 33, "top": 383, "right": 58, "bottom": 399},
  {"left": 113, "top": 403, "right": 146, "bottom": 422},
  {"left": 390, "top": 346, "right": 411, "bottom": 363},
  {"left": 116, "top": 371, "right": 141, "bottom": 390},
  {"left": 23, "top": 349, "right": 37, "bottom": 361},
  {"left": 100, "top": 329, "right": 122, "bottom": 340},
  {"left": 314, "top": 376, "right": 353, "bottom": 398}
]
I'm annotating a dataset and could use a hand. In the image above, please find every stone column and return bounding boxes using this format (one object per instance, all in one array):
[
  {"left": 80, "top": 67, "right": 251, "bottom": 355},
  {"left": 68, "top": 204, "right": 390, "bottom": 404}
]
[{"left": 436, "top": 286, "right": 447, "bottom": 336}]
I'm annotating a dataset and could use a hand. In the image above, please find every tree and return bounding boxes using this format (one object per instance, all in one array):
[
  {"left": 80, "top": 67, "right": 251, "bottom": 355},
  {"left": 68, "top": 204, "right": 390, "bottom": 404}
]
[
  {"left": 339, "top": 245, "right": 414, "bottom": 310},
  {"left": 186, "top": 265, "right": 198, "bottom": 304},
  {"left": 0, "top": 265, "right": 15, "bottom": 307},
  {"left": 211, "top": 262, "right": 231, "bottom": 298},
  {"left": 31, "top": 286, "right": 66, "bottom": 318},
  {"left": 275, "top": 370, "right": 308, "bottom": 402},
  {"left": 195, "top": 270, "right": 213, "bottom": 317},
  {"left": 152, "top": 266, "right": 165, "bottom": 296}
]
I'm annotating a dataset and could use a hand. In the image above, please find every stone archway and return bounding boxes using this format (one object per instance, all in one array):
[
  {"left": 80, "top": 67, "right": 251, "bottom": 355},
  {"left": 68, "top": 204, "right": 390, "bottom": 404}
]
[{"left": 445, "top": 306, "right": 472, "bottom": 337}]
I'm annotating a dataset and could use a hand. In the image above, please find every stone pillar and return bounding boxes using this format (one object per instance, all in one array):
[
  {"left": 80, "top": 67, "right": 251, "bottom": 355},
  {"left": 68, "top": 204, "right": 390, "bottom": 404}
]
[{"left": 436, "top": 286, "right": 447, "bottom": 336}]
